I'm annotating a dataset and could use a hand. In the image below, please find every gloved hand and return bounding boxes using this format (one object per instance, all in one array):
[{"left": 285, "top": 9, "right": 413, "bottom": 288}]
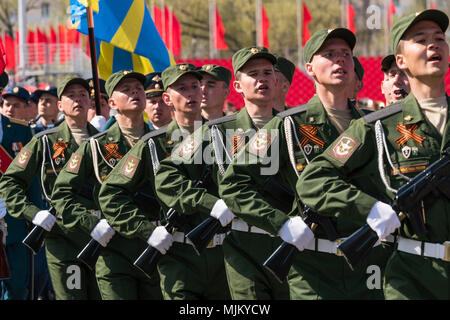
[
  {"left": 32, "top": 210, "right": 56, "bottom": 232},
  {"left": 90, "top": 219, "right": 115, "bottom": 247},
  {"left": 279, "top": 216, "right": 314, "bottom": 251},
  {"left": 210, "top": 199, "right": 235, "bottom": 227},
  {"left": 147, "top": 226, "right": 173, "bottom": 255},
  {"left": 367, "top": 201, "right": 401, "bottom": 240},
  {"left": 90, "top": 115, "right": 106, "bottom": 131},
  {"left": 0, "top": 199, "right": 7, "bottom": 220}
]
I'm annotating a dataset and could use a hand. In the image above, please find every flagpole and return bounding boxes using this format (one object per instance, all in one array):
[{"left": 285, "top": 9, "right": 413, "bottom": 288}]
[
  {"left": 86, "top": 5, "right": 102, "bottom": 116},
  {"left": 169, "top": 6, "right": 174, "bottom": 56},
  {"left": 384, "top": 0, "right": 390, "bottom": 56},
  {"left": 297, "top": 0, "right": 302, "bottom": 68},
  {"left": 256, "top": 0, "right": 261, "bottom": 46},
  {"left": 341, "top": 0, "right": 347, "bottom": 28}
]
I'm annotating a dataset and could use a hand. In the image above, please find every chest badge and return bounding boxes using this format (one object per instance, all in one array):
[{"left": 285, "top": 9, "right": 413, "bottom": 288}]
[
  {"left": 298, "top": 124, "right": 325, "bottom": 148},
  {"left": 394, "top": 123, "right": 425, "bottom": 148},
  {"left": 104, "top": 143, "right": 122, "bottom": 167},
  {"left": 304, "top": 144, "right": 313, "bottom": 155},
  {"left": 401, "top": 146, "right": 411, "bottom": 159}
]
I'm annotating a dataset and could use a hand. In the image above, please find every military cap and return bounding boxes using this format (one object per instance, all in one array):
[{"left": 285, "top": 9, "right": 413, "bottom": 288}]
[
  {"left": 29, "top": 91, "right": 39, "bottom": 104},
  {"left": 353, "top": 56, "right": 364, "bottom": 81},
  {"left": 105, "top": 70, "right": 146, "bottom": 98},
  {"left": 197, "top": 64, "right": 232, "bottom": 86},
  {"left": 161, "top": 63, "right": 202, "bottom": 90},
  {"left": 232, "top": 46, "right": 277, "bottom": 75},
  {"left": 57, "top": 77, "right": 90, "bottom": 99},
  {"left": 3, "top": 86, "right": 30, "bottom": 102},
  {"left": 0, "top": 72, "right": 9, "bottom": 88},
  {"left": 87, "top": 78, "right": 107, "bottom": 99},
  {"left": 390, "top": 9, "right": 449, "bottom": 53},
  {"left": 34, "top": 85, "right": 58, "bottom": 100},
  {"left": 303, "top": 28, "right": 356, "bottom": 64},
  {"left": 381, "top": 54, "right": 396, "bottom": 73},
  {"left": 144, "top": 72, "right": 164, "bottom": 98},
  {"left": 274, "top": 55, "right": 296, "bottom": 84}
]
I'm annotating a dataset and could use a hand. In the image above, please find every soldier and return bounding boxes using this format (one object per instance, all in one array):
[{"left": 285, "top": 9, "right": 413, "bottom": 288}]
[
  {"left": 51, "top": 70, "right": 163, "bottom": 300},
  {"left": 349, "top": 56, "right": 364, "bottom": 103},
  {"left": 1, "top": 86, "right": 30, "bottom": 121},
  {"left": 144, "top": 72, "right": 172, "bottom": 130},
  {"left": 380, "top": 54, "right": 410, "bottom": 106},
  {"left": 198, "top": 64, "right": 231, "bottom": 120},
  {"left": 97, "top": 63, "right": 208, "bottom": 300},
  {"left": 31, "top": 86, "right": 59, "bottom": 134},
  {"left": 272, "top": 55, "right": 296, "bottom": 111},
  {"left": 297, "top": 9, "right": 449, "bottom": 299},
  {"left": 218, "top": 28, "right": 390, "bottom": 300},
  {"left": 0, "top": 77, "right": 101, "bottom": 300},
  {"left": 27, "top": 92, "right": 39, "bottom": 123},
  {"left": 87, "top": 78, "right": 110, "bottom": 131},
  {"left": 155, "top": 46, "right": 285, "bottom": 300}
]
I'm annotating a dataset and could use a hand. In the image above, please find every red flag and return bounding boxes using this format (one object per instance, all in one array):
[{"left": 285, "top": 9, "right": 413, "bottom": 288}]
[
  {"left": 388, "top": 0, "right": 396, "bottom": 26},
  {"left": 261, "top": 5, "right": 270, "bottom": 48},
  {"left": 430, "top": 1, "right": 436, "bottom": 9},
  {"left": 302, "top": 3, "right": 312, "bottom": 46},
  {"left": 164, "top": 6, "right": 182, "bottom": 57},
  {"left": 215, "top": 7, "right": 228, "bottom": 50},
  {"left": 49, "top": 26, "right": 57, "bottom": 63},
  {"left": 4, "top": 33, "right": 15, "bottom": 71},
  {"left": 0, "top": 37, "right": 6, "bottom": 74},
  {"left": 153, "top": 5, "right": 164, "bottom": 37},
  {"left": 347, "top": 3, "right": 356, "bottom": 34},
  {"left": 36, "top": 28, "right": 48, "bottom": 65},
  {"left": 26, "top": 29, "right": 36, "bottom": 64},
  {"left": 58, "top": 24, "right": 70, "bottom": 64}
]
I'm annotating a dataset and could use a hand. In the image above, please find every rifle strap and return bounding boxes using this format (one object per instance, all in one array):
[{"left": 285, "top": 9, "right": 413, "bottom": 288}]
[{"left": 148, "top": 138, "right": 160, "bottom": 175}]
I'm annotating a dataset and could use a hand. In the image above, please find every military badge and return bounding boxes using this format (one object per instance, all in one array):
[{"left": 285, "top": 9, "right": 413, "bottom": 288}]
[
  {"left": 174, "top": 135, "right": 201, "bottom": 160},
  {"left": 391, "top": 163, "right": 427, "bottom": 176},
  {"left": 298, "top": 124, "right": 325, "bottom": 148},
  {"left": 395, "top": 123, "right": 425, "bottom": 148},
  {"left": 402, "top": 146, "right": 411, "bottom": 159},
  {"left": 248, "top": 131, "right": 271, "bottom": 155},
  {"left": 120, "top": 156, "right": 139, "bottom": 178},
  {"left": 251, "top": 48, "right": 259, "bottom": 54},
  {"left": 304, "top": 144, "right": 313, "bottom": 155},
  {"left": 104, "top": 143, "right": 122, "bottom": 167},
  {"left": 179, "top": 64, "right": 187, "bottom": 71},
  {"left": 52, "top": 142, "right": 68, "bottom": 160},
  {"left": 15, "top": 149, "right": 32, "bottom": 169},
  {"left": 331, "top": 136, "right": 358, "bottom": 161},
  {"left": 412, "top": 147, "right": 419, "bottom": 156},
  {"left": 13, "top": 87, "right": 19, "bottom": 93},
  {"left": 296, "top": 163, "right": 306, "bottom": 172},
  {"left": 66, "top": 153, "right": 82, "bottom": 174},
  {"left": 12, "top": 142, "right": 23, "bottom": 156}
]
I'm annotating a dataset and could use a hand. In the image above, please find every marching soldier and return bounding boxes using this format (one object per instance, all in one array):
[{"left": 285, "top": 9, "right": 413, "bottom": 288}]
[
  {"left": 297, "top": 9, "right": 450, "bottom": 299},
  {"left": 144, "top": 72, "right": 173, "bottom": 130},
  {"left": 380, "top": 54, "right": 410, "bottom": 106},
  {"left": 51, "top": 70, "right": 163, "bottom": 300},
  {"left": 97, "top": 63, "right": 210, "bottom": 300},
  {"left": 218, "top": 28, "right": 390, "bottom": 300},
  {"left": 198, "top": 64, "right": 231, "bottom": 120},
  {"left": 0, "top": 77, "right": 101, "bottom": 300},
  {"left": 273, "top": 55, "right": 296, "bottom": 111}
]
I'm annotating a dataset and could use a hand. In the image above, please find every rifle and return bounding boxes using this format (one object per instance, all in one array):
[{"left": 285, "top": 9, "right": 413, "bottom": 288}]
[
  {"left": 134, "top": 171, "right": 211, "bottom": 279},
  {"left": 23, "top": 184, "right": 94, "bottom": 255},
  {"left": 263, "top": 206, "right": 339, "bottom": 283},
  {"left": 77, "top": 189, "right": 161, "bottom": 271},
  {"left": 186, "top": 175, "right": 295, "bottom": 256},
  {"left": 338, "top": 147, "right": 450, "bottom": 271}
]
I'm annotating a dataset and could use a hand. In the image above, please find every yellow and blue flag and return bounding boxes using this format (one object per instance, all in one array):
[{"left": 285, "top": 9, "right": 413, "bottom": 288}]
[{"left": 70, "top": 0, "right": 175, "bottom": 79}]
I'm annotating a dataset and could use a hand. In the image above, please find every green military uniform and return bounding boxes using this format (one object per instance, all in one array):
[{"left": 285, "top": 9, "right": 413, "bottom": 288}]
[
  {"left": 0, "top": 119, "right": 100, "bottom": 300},
  {"left": 51, "top": 120, "right": 162, "bottom": 300}
]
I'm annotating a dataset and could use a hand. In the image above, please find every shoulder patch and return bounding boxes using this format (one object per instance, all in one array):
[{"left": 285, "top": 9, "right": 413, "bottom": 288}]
[
  {"left": 15, "top": 148, "right": 32, "bottom": 169},
  {"left": 173, "top": 134, "right": 202, "bottom": 160},
  {"left": 363, "top": 102, "right": 402, "bottom": 124},
  {"left": 248, "top": 131, "right": 272, "bottom": 156},
  {"left": 66, "top": 153, "right": 83, "bottom": 174},
  {"left": 120, "top": 155, "right": 140, "bottom": 178},
  {"left": 206, "top": 114, "right": 238, "bottom": 127},
  {"left": 141, "top": 127, "right": 168, "bottom": 142},
  {"left": 329, "top": 135, "right": 359, "bottom": 163},
  {"left": 277, "top": 104, "right": 308, "bottom": 119},
  {"left": 9, "top": 117, "right": 29, "bottom": 127}
]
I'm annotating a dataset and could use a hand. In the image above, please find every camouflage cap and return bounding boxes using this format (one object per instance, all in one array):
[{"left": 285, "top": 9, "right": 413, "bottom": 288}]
[
  {"left": 105, "top": 70, "right": 146, "bottom": 98},
  {"left": 161, "top": 63, "right": 202, "bottom": 90},
  {"left": 274, "top": 55, "right": 296, "bottom": 84},
  {"left": 303, "top": 28, "right": 356, "bottom": 64},
  {"left": 197, "top": 64, "right": 232, "bottom": 86},
  {"left": 57, "top": 77, "right": 90, "bottom": 99},
  {"left": 34, "top": 85, "right": 58, "bottom": 100},
  {"left": 144, "top": 72, "right": 164, "bottom": 98},
  {"left": 0, "top": 72, "right": 9, "bottom": 88},
  {"left": 381, "top": 54, "right": 396, "bottom": 72},
  {"left": 353, "top": 56, "right": 364, "bottom": 81},
  {"left": 232, "top": 46, "right": 277, "bottom": 75},
  {"left": 390, "top": 9, "right": 449, "bottom": 53},
  {"left": 3, "top": 86, "right": 30, "bottom": 102}
]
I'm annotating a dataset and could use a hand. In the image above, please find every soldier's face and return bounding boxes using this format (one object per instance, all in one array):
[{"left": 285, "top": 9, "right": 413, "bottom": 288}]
[
  {"left": 110, "top": 78, "right": 146, "bottom": 115},
  {"left": 58, "top": 84, "right": 90, "bottom": 120},
  {"left": 381, "top": 64, "right": 410, "bottom": 105},
  {"left": 2, "top": 96, "right": 28, "bottom": 120},
  {"left": 307, "top": 38, "right": 354, "bottom": 87},
  {"left": 273, "top": 71, "right": 291, "bottom": 101},
  {"left": 146, "top": 95, "right": 172, "bottom": 126},
  {"left": 38, "top": 93, "right": 59, "bottom": 119},
  {"left": 233, "top": 58, "right": 276, "bottom": 103},
  {"left": 163, "top": 75, "right": 201, "bottom": 115},
  {"left": 200, "top": 74, "right": 229, "bottom": 110},
  {"left": 397, "top": 20, "right": 449, "bottom": 78}
]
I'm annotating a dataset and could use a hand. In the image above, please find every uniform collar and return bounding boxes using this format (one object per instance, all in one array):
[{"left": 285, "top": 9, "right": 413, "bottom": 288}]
[
  {"left": 58, "top": 120, "right": 98, "bottom": 144},
  {"left": 305, "top": 94, "right": 358, "bottom": 125},
  {"left": 237, "top": 107, "right": 257, "bottom": 131},
  {"left": 111, "top": 121, "right": 152, "bottom": 144}
]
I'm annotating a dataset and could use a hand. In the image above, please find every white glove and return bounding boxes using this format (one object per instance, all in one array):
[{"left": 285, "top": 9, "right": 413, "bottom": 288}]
[
  {"left": 90, "top": 115, "right": 106, "bottom": 131},
  {"left": 367, "top": 201, "right": 401, "bottom": 240},
  {"left": 147, "top": 226, "right": 173, "bottom": 255},
  {"left": 32, "top": 210, "right": 56, "bottom": 232},
  {"left": 0, "top": 199, "right": 6, "bottom": 220},
  {"left": 90, "top": 219, "right": 116, "bottom": 247},
  {"left": 279, "top": 216, "right": 314, "bottom": 251},
  {"left": 210, "top": 199, "right": 235, "bottom": 227}
]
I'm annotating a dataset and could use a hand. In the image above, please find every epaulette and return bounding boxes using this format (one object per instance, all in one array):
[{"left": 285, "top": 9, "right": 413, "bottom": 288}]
[
  {"left": 357, "top": 108, "right": 374, "bottom": 116},
  {"left": 34, "top": 126, "right": 59, "bottom": 138},
  {"left": 141, "top": 126, "right": 168, "bottom": 142},
  {"left": 89, "top": 130, "right": 108, "bottom": 140},
  {"left": 363, "top": 102, "right": 402, "bottom": 124},
  {"left": 205, "top": 114, "right": 238, "bottom": 127},
  {"left": 9, "top": 117, "right": 29, "bottom": 126},
  {"left": 276, "top": 104, "right": 308, "bottom": 119}
]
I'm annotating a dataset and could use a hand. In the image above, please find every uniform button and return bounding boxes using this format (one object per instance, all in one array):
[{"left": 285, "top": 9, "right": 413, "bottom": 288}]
[
  {"left": 404, "top": 115, "right": 412, "bottom": 121},
  {"left": 167, "top": 140, "right": 173, "bottom": 145}
]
